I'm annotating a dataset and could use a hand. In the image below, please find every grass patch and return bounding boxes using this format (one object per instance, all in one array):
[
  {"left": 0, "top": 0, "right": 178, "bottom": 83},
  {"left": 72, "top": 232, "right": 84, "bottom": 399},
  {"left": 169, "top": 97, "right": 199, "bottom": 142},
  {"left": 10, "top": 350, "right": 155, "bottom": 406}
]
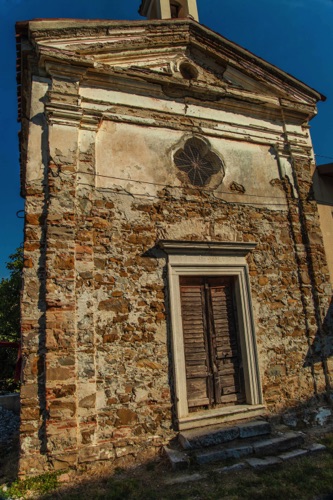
[
  {"left": 2, "top": 472, "right": 59, "bottom": 499},
  {"left": 39, "top": 451, "right": 333, "bottom": 500}
]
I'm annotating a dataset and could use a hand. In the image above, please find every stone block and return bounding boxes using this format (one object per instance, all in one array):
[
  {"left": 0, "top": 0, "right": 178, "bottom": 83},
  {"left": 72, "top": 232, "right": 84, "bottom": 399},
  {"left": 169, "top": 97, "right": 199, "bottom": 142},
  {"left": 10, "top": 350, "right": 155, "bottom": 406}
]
[
  {"left": 116, "top": 408, "right": 138, "bottom": 426},
  {"left": 195, "top": 445, "right": 253, "bottom": 465},
  {"left": 79, "top": 394, "right": 96, "bottom": 409},
  {"left": 279, "top": 448, "right": 308, "bottom": 461},
  {"left": 307, "top": 443, "right": 326, "bottom": 454},
  {"left": 115, "top": 446, "right": 135, "bottom": 458},
  {"left": 46, "top": 366, "right": 73, "bottom": 381},
  {"left": 179, "top": 425, "right": 240, "bottom": 450},
  {"left": 238, "top": 420, "right": 271, "bottom": 439},
  {"left": 136, "top": 359, "right": 163, "bottom": 370},
  {"left": 99, "top": 442, "right": 116, "bottom": 460},
  {"left": 21, "top": 407, "right": 40, "bottom": 420},
  {"left": 246, "top": 456, "right": 282, "bottom": 469},
  {"left": 49, "top": 401, "right": 76, "bottom": 419},
  {"left": 51, "top": 385, "right": 76, "bottom": 398},
  {"left": 164, "top": 446, "right": 190, "bottom": 471},
  {"left": 253, "top": 432, "right": 304, "bottom": 457},
  {"left": 214, "top": 463, "right": 247, "bottom": 473},
  {"left": 78, "top": 446, "right": 100, "bottom": 463},
  {"left": 164, "top": 473, "right": 205, "bottom": 485},
  {"left": 98, "top": 298, "right": 130, "bottom": 313},
  {"left": 51, "top": 452, "right": 78, "bottom": 470}
]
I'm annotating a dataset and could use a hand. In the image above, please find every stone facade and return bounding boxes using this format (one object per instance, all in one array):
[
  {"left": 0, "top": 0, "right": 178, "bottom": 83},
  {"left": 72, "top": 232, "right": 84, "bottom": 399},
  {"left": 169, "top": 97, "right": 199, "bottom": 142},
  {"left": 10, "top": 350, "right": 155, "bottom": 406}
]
[{"left": 16, "top": 14, "right": 332, "bottom": 477}]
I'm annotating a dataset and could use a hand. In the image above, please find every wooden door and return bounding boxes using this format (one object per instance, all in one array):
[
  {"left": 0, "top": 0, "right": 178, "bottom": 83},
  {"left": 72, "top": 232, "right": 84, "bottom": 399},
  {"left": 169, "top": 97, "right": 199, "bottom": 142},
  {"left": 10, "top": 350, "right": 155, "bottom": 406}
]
[{"left": 180, "top": 276, "right": 245, "bottom": 412}]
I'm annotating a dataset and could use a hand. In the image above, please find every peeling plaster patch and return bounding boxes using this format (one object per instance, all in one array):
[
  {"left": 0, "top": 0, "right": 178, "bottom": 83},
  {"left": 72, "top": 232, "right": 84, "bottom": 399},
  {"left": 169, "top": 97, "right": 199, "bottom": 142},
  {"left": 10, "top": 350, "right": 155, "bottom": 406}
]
[{"left": 230, "top": 181, "right": 246, "bottom": 194}]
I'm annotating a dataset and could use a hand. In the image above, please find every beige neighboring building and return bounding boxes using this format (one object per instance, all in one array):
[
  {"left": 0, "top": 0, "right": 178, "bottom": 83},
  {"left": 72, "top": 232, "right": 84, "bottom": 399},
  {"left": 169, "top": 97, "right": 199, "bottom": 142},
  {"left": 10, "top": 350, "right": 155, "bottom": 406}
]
[
  {"left": 16, "top": 0, "right": 332, "bottom": 477},
  {"left": 313, "top": 164, "right": 333, "bottom": 286}
]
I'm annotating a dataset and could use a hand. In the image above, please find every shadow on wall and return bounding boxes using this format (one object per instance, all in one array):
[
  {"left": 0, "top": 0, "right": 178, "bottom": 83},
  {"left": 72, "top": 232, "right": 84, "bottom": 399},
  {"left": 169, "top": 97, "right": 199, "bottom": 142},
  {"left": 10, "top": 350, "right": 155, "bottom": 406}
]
[{"left": 304, "top": 296, "right": 333, "bottom": 372}]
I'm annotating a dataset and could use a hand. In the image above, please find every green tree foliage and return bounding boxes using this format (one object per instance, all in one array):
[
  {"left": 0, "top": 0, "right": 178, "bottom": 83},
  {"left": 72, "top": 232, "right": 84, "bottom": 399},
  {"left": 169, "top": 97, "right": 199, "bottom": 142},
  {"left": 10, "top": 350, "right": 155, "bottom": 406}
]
[
  {"left": 0, "top": 246, "right": 23, "bottom": 390},
  {"left": 0, "top": 246, "right": 23, "bottom": 342}
]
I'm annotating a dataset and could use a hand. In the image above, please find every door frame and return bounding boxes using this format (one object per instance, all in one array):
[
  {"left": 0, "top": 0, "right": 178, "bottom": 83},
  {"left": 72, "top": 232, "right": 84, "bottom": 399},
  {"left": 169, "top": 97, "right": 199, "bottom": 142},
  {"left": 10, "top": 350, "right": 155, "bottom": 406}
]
[
  {"left": 179, "top": 275, "right": 246, "bottom": 409},
  {"left": 160, "top": 241, "right": 263, "bottom": 430}
]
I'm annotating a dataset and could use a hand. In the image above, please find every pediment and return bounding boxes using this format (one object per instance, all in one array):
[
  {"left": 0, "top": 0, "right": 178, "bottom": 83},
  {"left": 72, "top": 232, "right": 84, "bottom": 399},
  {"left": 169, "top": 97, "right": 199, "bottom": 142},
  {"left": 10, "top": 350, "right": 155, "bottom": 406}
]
[{"left": 30, "top": 19, "right": 323, "bottom": 107}]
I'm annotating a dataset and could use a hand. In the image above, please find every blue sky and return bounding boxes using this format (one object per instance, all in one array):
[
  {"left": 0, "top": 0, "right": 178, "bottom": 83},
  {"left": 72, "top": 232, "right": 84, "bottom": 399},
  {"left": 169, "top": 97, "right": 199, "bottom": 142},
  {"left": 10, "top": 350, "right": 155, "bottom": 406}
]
[{"left": 1, "top": 0, "right": 332, "bottom": 277}]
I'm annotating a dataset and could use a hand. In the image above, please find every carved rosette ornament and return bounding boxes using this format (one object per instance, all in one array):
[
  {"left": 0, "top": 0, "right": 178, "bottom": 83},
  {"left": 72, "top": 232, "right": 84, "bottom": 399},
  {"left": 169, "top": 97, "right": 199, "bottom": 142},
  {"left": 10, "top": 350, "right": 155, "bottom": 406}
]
[{"left": 174, "top": 136, "right": 224, "bottom": 188}]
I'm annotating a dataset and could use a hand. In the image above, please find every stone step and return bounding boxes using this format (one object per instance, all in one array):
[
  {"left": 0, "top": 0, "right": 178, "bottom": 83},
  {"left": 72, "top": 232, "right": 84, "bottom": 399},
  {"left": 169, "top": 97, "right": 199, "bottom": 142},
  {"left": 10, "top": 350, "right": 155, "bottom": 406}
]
[
  {"left": 252, "top": 431, "right": 305, "bottom": 457},
  {"left": 179, "top": 419, "right": 271, "bottom": 450},
  {"left": 193, "top": 431, "right": 305, "bottom": 465},
  {"left": 195, "top": 443, "right": 253, "bottom": 465},
  {"left": 164, "top": 442, "right": 326, "bottom": 476},
  {"left": 245, "top": 443, "right": 326, "bottom": 469}
]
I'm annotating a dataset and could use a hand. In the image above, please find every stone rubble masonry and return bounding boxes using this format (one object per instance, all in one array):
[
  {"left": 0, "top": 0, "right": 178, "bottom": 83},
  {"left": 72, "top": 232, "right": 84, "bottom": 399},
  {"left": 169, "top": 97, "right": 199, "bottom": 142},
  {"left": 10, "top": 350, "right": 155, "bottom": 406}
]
[{"left": 16, "top": 19, "right": 332, "bottom": 477}]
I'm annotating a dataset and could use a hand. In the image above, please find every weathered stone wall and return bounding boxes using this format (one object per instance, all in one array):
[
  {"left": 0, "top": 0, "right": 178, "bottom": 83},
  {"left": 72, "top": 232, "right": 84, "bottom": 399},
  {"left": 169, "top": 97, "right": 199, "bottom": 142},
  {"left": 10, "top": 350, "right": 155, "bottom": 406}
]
[
  {"left": 20, "top": 133, "right": 332, "bottom": 474},
  {"left": 17, "top": 19, "right": 333, "bottom": 477}
]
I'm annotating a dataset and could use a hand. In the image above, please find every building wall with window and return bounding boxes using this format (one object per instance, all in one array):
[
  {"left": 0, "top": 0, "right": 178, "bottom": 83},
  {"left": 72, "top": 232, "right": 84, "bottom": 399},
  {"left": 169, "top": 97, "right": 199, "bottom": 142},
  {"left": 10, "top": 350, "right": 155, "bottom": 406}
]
[
  {"left": 313, "top": 164, "right": 333, "bottom": 286},
  {"left": 313, "top": 163, "right": 333, "bottom": 354},
  {"left": 16, "top": 17, "right": 332, "bottom": 476}
]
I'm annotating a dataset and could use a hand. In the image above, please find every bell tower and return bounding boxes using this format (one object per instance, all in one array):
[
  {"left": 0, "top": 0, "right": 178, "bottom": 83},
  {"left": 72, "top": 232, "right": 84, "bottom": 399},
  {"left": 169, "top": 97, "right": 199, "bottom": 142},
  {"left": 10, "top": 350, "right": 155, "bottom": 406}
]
[{"left": 139, "top": 0, "right": 199, "bottom": 22}]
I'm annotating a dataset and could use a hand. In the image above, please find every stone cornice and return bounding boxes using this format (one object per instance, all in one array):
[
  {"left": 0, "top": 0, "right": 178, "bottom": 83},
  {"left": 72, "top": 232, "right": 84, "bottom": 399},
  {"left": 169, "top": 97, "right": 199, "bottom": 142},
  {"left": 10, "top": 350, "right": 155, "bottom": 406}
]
[
  {"left": 79, "top": 98, "right": 308, "bottom": 151},
  {"left": 159, "top": 240, "right": 257, "bottom": 256},
  {"left": 58, "top": 62, "right": 317, "bottom": 123},
  {"left": 45, "top": 102, "right": 83, "bottom": 126},
  {"left": 33, "top": 61, "right": 318, "bottom": 124},
  {"left": 45, "top": 61, "right": 88, "bottom": 80}
]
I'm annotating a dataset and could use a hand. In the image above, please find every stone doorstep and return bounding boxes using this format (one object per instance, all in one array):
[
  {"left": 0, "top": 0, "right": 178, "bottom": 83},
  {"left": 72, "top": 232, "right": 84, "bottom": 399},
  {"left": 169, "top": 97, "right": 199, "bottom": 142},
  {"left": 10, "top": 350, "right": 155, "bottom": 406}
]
[
  {"left": 166, "top": 417, "right": 326, "bottom": 472},
  {"left": 166, "top": 431, "right": 305, "bottom": 469},
  {"left": 178, "top": 405, "right": 267, "bottom": 431},
  {"left": 179, "top": 419, "right": 271, "bottom": 450}
]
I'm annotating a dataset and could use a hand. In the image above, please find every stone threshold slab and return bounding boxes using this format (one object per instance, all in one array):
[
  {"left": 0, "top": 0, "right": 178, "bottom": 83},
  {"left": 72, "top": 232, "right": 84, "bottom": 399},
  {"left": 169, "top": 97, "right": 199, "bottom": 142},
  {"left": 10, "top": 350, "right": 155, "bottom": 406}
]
[
  {"left": 179, "top": 420, "right": 271, "bottom": 450},
  {"left": 178, "top": 405, "right": 267, "bottom": 431}
]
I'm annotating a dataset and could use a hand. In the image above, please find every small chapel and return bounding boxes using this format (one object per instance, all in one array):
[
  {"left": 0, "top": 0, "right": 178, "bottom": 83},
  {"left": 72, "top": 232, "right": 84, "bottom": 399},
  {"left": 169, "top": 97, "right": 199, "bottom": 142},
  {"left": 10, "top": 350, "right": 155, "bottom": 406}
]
[{"left": 16, "top": 0, "right": 333, "bottom": 476}]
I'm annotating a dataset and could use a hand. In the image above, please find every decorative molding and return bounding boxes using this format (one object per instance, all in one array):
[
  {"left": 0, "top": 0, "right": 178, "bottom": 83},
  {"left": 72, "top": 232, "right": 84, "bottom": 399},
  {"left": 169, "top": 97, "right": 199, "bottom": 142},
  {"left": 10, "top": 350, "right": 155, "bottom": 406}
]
[
  {"left": 159, "top": 240, "right": 257, "bottom": 256},
  {"left": 45, "top": 61, "right": 88, "bottom": 81},
  {"left": 45, "top": 103, "right": 83, "bottom": 126}
]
